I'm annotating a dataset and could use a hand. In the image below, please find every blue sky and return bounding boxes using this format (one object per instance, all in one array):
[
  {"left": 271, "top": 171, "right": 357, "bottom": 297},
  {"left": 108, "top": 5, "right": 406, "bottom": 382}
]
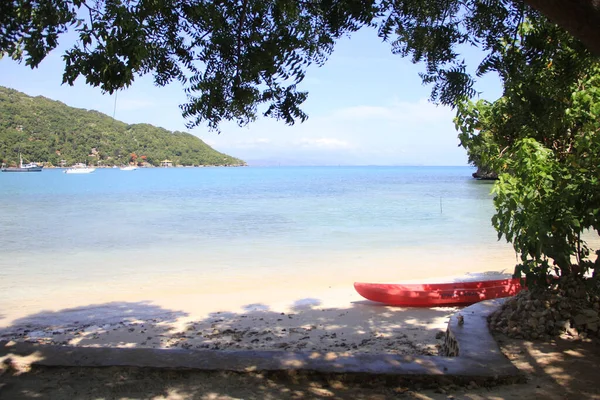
[{"left": 0, "top": 28, "right": 502, "bottom": 166}]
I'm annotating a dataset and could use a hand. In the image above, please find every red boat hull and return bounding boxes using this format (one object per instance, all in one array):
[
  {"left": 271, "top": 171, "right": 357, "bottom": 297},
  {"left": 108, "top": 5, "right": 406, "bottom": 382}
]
[{"left": 354, "top": 278, "right": 522, "bottom": 307}]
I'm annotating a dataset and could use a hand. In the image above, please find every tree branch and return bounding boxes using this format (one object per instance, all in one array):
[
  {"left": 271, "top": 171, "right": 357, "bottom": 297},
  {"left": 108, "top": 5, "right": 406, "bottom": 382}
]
[
  {"left": 235, "top": 0, "right": 250, "bottom": 80},
  {"left": 523, "top": 0, "right": 600, "bottom": 56}
]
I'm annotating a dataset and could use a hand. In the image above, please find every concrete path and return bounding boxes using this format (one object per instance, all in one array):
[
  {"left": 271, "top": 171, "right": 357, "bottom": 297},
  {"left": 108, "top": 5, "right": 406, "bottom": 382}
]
[{"left": 1, "top": 299, "right": 521, "bottom": 385}]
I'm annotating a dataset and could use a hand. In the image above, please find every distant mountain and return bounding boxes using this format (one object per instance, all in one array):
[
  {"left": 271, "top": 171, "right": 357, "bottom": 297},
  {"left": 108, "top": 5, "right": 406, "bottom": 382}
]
[{"left": 0, "top": 86, "right": 245, "bottom": 167}]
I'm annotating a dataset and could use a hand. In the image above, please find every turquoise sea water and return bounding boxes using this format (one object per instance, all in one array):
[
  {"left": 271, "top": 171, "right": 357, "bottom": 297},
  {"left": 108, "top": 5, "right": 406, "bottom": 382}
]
[
  {"left": 0, "top": 166, "right": 499, "bottom": 255},
  {"left": 0, "top": 166, "right": 514, "bottom": 320}
]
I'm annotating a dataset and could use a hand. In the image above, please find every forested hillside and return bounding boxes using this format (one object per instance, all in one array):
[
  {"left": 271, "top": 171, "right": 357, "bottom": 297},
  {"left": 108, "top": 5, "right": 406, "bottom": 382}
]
[{"left": 0, "top": 87, "right": 245, "bottom": 167}]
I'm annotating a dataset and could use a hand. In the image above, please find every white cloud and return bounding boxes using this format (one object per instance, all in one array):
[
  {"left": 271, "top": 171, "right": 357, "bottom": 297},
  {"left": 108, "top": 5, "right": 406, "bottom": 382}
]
[
  {"left": 248, "top": 138, "right": 271, "bottom": 144},
  {"left": 193, "top": 98, "right": 465, "bottom": 166},
  {"left": 227, "top": 138, "right": 274, "bottom": 148},
  {"left": 294, "top": 138, "right": 353, "bottom": 149},
  {"left": 331, "top": 105, "right": 391, "bottom": 120}
]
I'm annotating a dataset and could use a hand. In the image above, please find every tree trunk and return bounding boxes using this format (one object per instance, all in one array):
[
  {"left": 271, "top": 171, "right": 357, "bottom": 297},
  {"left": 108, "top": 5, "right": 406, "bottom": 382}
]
[{"left": 523, "top": 0, "right": 600, "bottom": 56}]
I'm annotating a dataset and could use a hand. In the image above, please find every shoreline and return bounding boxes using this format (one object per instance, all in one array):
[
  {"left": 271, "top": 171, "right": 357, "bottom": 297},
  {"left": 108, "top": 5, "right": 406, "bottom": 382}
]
[
  {"left": 0, "top": 268, "right": 511, "bottom": 357},
  {"left": 1, "top": 243, "right": 519, "bottom": 326},
  {"left": 1, "top": 245, "right": 523, "bottom": 357}
]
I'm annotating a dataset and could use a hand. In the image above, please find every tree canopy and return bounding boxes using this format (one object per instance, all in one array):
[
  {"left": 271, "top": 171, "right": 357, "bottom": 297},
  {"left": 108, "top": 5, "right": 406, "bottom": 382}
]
[{"left": 1, "top": 1, "right": 598, "bottom": 131}]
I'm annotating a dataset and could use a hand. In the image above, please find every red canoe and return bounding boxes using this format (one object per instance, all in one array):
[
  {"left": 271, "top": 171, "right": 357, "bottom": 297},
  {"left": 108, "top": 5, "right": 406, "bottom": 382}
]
[{"left": 354, "top": 278, "right": 522, "bottom": 307}]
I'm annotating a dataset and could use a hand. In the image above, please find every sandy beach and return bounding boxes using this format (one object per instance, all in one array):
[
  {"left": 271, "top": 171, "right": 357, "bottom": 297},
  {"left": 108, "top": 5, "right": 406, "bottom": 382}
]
[
  {"left": 0, "top": 242, "right": 524, "bottom": 357},
  {"left": 0, "top": 250, "right": 518, "bottom": 357},
  {"left": 0, "top": 297, "right": 457, "bottom": 356}
]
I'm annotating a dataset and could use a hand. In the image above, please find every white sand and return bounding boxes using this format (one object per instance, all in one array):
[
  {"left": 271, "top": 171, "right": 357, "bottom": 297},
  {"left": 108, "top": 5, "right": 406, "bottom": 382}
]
[
  {"left": 0, "top": 284, "right": 459, "bottom": 355},
  {"left": 0, "top": 244, "right": 521, "bottom": 355}
]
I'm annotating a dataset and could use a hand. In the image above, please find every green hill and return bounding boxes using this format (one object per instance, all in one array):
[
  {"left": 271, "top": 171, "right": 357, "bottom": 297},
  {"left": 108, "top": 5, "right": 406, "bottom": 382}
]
[{"left": 0, "top": 87, "right": 245, "bottom": 167}]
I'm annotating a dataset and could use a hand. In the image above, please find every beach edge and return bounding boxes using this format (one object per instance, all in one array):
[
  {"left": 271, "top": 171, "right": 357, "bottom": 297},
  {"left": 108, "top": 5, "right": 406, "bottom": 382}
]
[{"left": 0, "top": 299, "right": 523, "bottom": 385}]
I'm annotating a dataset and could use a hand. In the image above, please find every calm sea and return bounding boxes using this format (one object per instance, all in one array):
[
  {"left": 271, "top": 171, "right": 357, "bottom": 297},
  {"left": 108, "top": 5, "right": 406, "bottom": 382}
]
[{"left": 0, "top": 166, "right": 517, "bottom": 323}]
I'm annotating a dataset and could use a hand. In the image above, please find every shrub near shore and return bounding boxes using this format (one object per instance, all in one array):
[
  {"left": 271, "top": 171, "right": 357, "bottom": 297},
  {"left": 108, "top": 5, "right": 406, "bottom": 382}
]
[
  {"left": 457, "top": 18, "right": 600, "bottom": 335},
  {"left": 490, "top": 276, "right": 600, "bottom": 340}
]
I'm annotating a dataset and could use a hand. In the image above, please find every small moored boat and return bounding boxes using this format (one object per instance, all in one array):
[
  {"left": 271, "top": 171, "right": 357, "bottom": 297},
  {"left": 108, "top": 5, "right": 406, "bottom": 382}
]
[
  {"left": 64, "top": 163, "right": 96, "bottom": 174},
  {"left": 1, "top": 154, "right": 43, "bottom": 172},
  {"left": 354, "top": 277, "right": 522, "bottom": 307}
]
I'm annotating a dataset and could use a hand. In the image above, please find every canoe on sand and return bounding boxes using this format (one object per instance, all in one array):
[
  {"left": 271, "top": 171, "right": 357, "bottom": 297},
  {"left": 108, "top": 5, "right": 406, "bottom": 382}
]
[{"left": 353, "top": 278, "right": 522, "bottom": 307}]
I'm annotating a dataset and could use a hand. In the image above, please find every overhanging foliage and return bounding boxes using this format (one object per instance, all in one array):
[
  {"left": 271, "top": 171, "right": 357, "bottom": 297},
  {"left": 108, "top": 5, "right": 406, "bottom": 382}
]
[{"left": 2, "top": 1, "right": 597, "bottom": 131}]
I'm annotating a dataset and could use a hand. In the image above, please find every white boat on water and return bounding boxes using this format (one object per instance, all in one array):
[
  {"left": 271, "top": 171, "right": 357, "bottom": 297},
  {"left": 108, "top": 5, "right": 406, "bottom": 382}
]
[
  {"left": 120, "top": 165, "right": 138, "bottom": 171},
  {"left": 65, "top": 168, "right": 95, "bottom": 174},
  {"left": 64, "top": 163, "right": 96, "bottom": 174}
]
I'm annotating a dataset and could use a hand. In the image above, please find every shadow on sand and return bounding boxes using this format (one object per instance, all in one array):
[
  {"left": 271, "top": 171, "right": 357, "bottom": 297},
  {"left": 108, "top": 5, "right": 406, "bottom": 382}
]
[
  {"left": 2, "top": 297, "right": 598, "bottom": 399},
  {"left": 1, "top": 297, "right": 453, "bottom": 354},
  {"left": 0, "top": 296, "right": 458, "bottom": 399},
  {"left": 494, "top": 332, "right": 600, "bottom": 399}
]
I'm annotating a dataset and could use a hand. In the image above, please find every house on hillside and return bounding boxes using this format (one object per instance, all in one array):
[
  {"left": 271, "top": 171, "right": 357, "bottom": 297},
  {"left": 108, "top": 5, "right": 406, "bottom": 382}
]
[{"left": 160, "top": 159, "right": 173, "bottom": 167}]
